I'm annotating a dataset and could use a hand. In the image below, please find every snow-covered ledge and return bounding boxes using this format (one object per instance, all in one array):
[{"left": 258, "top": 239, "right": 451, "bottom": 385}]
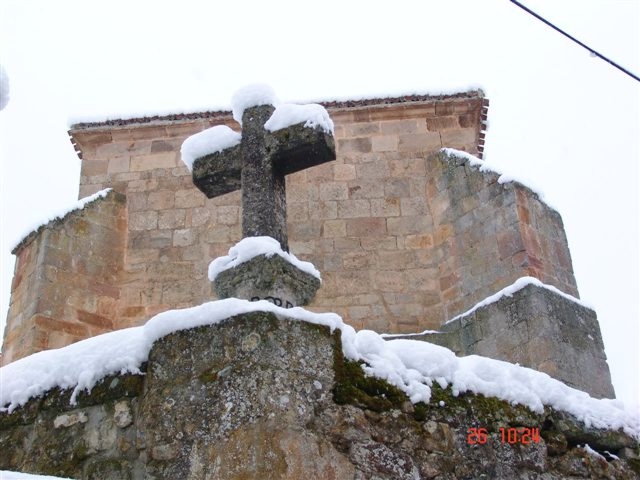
[{"left": 1, "top": 296, "right": 637, "bottom": 439}]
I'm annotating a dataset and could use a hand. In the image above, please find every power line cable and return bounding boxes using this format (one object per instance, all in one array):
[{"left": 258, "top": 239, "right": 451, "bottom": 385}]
[{"left": 510, "top": 0, "right": 640, "bottom": 83}]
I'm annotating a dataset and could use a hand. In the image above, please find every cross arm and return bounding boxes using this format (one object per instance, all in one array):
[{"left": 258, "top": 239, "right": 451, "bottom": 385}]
[
  {"left": 266, "top": 123, "right": 336, "bottom": 176},
  {"left": 191, "top": 144, "right": 243, "bottom": 199}
]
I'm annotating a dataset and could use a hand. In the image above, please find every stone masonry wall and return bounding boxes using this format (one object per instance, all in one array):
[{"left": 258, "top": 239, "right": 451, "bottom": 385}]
[
  {"left": 428, "top": 151, "right": 578, "bottom": 319},
  {"left": 3, "top": 92, "right": 579, "bottom": 362},
  {"left": 2, "top": 191, "right": 126, "bottom": 365},
  {"left": 65, "top": 94, "right": 497, "bottom": 337},
  {"left": 1, "top": 314, "right": 637, "bottom": 479}
]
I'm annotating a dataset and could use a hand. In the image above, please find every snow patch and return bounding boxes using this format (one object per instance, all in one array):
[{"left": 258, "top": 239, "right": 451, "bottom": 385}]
[
  {"left": 208, "top": 236, "right": 321, "bottom": 281},
  {"left": 180, "top": 125, "right": 241, "bottom": 171},
  {"left": 0, "top": 326, "right": 149, "bottom": 411},
  {"left": 445, "top": 276, "right": 593, "bottom": 324},
  {"left": 11, "top": 188, "right": 113, "bottom": 252},
  {"left": 1, "top": 299, "right": 638, "bottom": 439},
  {"left": 441, "top": 148, "right": 557, "bottom": 211},
  {"left": 231, "top": 84, "right": 279, "bottom": 124},
  {"left": 579, "top": 444, "right": 606, "bottom": 460},
  {"left": 0, "top": 472, "right": 73, "bottom": 480},
  {"left": 265, "top": 103, "right": 334, "bottom": 134}
]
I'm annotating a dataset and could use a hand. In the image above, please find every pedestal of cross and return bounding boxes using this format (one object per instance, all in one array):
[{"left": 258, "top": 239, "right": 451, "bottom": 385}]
[{"left": 188, "top": 89, "right": 336, "bottom": 307}]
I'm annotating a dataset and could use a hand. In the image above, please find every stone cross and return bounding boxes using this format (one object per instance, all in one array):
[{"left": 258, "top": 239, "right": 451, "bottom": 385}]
[
  {"left": 191, "top": 103, "right": 336, "bottom": 252},
  {"left": 189, "top": 97, "right": 335, "bottom": 307}
]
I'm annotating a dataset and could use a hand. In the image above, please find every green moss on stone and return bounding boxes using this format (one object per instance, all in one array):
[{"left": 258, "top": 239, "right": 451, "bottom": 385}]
[{"left": 332, "top": 346, "right": 407, "bottom": 412}]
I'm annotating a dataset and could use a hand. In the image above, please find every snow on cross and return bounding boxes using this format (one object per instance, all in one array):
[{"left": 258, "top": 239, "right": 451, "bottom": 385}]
[{"left": 182, "top": 84, "right": 335, "bottom": 252}]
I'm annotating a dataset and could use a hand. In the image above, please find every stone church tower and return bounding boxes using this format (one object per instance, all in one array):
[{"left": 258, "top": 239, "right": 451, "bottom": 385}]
[{"left": 1, "top": 90, "right": 614, "bottom": 398}]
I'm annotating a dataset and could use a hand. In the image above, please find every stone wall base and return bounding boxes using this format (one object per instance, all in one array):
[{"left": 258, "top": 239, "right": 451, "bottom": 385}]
[{"left": 1, "top": 312, "right": 634, "bottom": 479}]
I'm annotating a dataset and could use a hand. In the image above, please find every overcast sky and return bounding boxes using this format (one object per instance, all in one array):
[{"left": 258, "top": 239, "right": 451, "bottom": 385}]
[{"left": 0, "top": 0, "right": 638, "bottom": 407}]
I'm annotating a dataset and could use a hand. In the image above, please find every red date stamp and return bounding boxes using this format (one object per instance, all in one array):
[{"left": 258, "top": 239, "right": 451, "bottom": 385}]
[{"left": 467, "top": 427, "right": 540, "bottom": 445}]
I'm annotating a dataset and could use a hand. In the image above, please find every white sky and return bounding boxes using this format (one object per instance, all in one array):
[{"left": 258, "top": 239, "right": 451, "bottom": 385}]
[{"left": 0, "top": 0, "right": 638, "bottom": 407}]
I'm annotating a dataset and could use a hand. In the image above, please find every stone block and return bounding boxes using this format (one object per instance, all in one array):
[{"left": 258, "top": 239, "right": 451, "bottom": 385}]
[
  {"left": 189, "top": 206, "right": 212, "bottom": 227},
  {"left": 107, "top": 156, "right": 130, "bottom": 174},
  {"left": 158, "top": 209, "right": 186, "bottom": 230},
  {"left": 333, "top": 163, "right": 356, "bottom": 181},
  {"left": 373, "top": 270, "right": 405, "bottom": 292},
  {"left": 379, "top": 119, "right": 421, "bottom": 134},
  {"left": 322, "top": 219, "right": 346, "bottom": 238},
  {"left": 360, "top": 236, "right": 397, "bottom": 251},
  {"left": 440, "top": 128, "right": 477, "bottom": 148},
  {"left": 400, "top": 196, "right": 428, "bottom": 216},
  {"left": 337, "top": 199, "right": 371, "bottom": 218},
  {"left": 130, "top": 152, "right": 177, "bottom": 172},
  {"left": 148, "top": 190, "right": 174, "bottom": 210},
  {"left": 213, "top": 255, "right": 321, "bottom": 307},
  {"left": 217, "top": 205, "right": 240, "bottom": 225},
  {"left": 319, "top": 182, "right": 348, "bottom": 201},
  {"left": 386, "top": 215, "right": 432, "bottom": 235},
  {"left": 355, "top": 160, "right": 389, "bottom": 179},
  {"left": 347, "top": 180, "right": 384, "bottom": 199},
  {"left": 372, "top": 135, "right": 398, "bottom": 152},
  {"left": 344, "top": 121, "right": 380, "bottom": 136},
  {"left": 308, "top": 200, "right": 337, "bottom": 220},
  {"left": 424, "top": 284, "right": 614, "bottom": 399},
  {"left": 426, "top": 115, "right": 459, "bottom": 131},
  {"left": 346, "top": 217, "right": 387, "bottom": 237},
  {"left": 337, "top": 137, "right": 371, "bottom": 154},
  {"left": 173, "top": 229, "right": 197, "bottom": 247},
  {"left": 398, "top": 132, "right": 441, "bottom": 152},
  {"left": 370, "top": 198, "right": 400, "bottom": 217},
  {"left": 81, "top": 160, "right": 108, "bottom": 177},
  {"left": 288, "top": 202, "right": 309, "bottom": 222},
  {"left": 129, "top": 211, "right": 158, "bottom": 231},
  {"left": 405, "top": 234, "right": 434, "bottom": 250}
]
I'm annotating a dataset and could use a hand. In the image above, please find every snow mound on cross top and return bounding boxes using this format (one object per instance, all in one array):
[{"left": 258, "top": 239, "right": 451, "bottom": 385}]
[
  {"left": 180, "top": 125, "right": 241, "bottom": 171},
  {"left": 231, "top": 83, "right": 280, "bottom": 123},
  {"left": 208, "top": 236, "right": 321, "bottom": 281},
  {"left": 1, "top": 294, "right": 638, "bottom": 439},
  {"left": 182, "top": 84, "right": 333, "bottom": 170}
]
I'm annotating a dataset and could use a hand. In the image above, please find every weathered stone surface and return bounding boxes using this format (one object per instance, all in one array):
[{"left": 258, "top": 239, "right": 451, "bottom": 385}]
[
  {"left": 2, "top": 190, "right": 127, "bottom": 366},
  {"left": 0, "top": 373, "right": 145, "bottom": 479},
  {"left": 192, "top": 104, "right": 336, "bottom": 251},
  {"left": 8, "top": 94, "right": 502, "bottom": 361},
  {"left": 141, "top": 311, "right": 342, "bottom": 478},
  {"left": 401, "top": 283, "right": 615, "bottom": 399},
  {"left": 2, "top": 313, "right": 637, "bottom": 479},
  {"left": 213, "top": 254, "right": 321, "bottom": 307}
]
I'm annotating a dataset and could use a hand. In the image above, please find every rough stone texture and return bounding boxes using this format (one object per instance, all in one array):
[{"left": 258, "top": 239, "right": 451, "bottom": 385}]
[
  {"left": 2, "top": 190, "right": 127, "bottom": 365},
  {"left": 427, "top": 150, "right": 579, "bottom": 321},
  {"left": 1, "top": 314, "right": 638, "bottom": 479},
  {"left": 395, "top": 284, "right": 615, "bottom": 399},
  {"left": 191, "top": 103, "right": 333, "bottom": 309},
  {"left": 192, "top": 104, "right": 336, "bottom": 253},
  {"left": 0, "top": 372, "right": 145, "bottom": 479},
  {"left": 213, "top": 254, "right": 321, "bottom": 307},
  {"left": 141, "top": 312, "right": 346, "bottom": 479}
]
